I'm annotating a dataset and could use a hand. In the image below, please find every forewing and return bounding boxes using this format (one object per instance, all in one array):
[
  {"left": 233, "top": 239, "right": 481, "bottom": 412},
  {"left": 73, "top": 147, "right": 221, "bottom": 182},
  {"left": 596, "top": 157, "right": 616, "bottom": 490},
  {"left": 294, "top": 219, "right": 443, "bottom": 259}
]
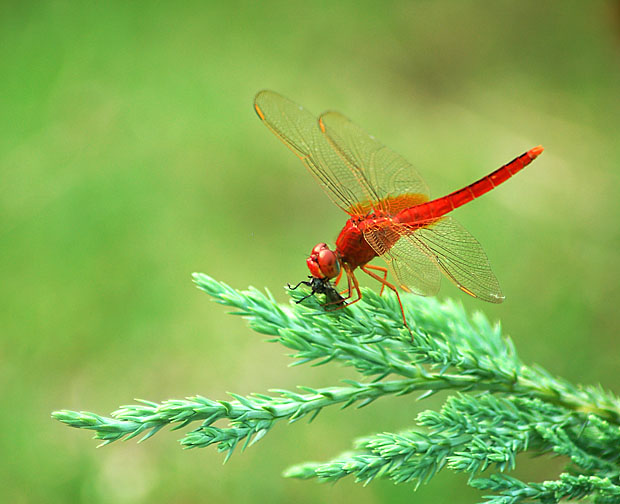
[
  {"left": 254, "top": 90, "right": 376, "bottom": 215},
  {"left": 318, "top": 111, "right": 430, "bottom": 214},
  {"left": 410, "top": 217, "right": 504, "bottom": 303},
  {"left": 363, "top": 223, "right": 441, "bottom": 297}
]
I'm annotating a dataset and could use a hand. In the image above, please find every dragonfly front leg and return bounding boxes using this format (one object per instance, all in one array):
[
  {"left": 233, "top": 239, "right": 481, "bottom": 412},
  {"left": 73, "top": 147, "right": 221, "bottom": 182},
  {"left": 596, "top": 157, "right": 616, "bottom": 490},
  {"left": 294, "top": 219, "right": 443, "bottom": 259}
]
[
  {"left": 324, "top": 270, "right": 353, "bottom": 308},
  {"left": 333, "top": 268, "right": 350, "bottom": 298},
  {"left": 342, "top": 268, "right": 363, "bottom": 307},
  {"left": 324, "top": 269, "right": 362, "bottom": 311}
]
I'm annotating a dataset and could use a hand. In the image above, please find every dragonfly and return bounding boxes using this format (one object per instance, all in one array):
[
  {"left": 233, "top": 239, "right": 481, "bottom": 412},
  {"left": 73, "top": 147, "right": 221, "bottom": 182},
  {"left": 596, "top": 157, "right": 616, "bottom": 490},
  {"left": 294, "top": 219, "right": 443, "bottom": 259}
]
[{"left": 254, "top": 90, "right": 543, "bottom": 331}]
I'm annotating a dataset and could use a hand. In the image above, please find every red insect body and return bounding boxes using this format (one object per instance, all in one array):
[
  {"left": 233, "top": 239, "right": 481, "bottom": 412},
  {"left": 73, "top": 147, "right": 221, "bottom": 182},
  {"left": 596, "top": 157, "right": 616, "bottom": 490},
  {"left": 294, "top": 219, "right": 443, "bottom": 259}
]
[
  {"left": 254, "top": 90, "right": 543, "bottom": 333},
  {"left": 396, "top": 147, "right": 543, "bottom": 224}
]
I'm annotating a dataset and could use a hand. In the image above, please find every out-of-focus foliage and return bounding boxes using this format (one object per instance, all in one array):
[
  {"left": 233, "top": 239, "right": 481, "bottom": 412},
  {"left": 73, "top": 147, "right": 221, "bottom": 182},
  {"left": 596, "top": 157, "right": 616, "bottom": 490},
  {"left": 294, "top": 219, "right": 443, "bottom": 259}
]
[{"left": 2, "top": 1, "right": 619, "bottom": 502}]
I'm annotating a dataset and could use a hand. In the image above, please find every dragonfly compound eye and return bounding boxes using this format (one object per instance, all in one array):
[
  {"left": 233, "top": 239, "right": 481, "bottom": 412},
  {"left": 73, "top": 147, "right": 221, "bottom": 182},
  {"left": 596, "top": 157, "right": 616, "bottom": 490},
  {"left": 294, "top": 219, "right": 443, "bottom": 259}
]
[
  {"left": 306, "top": 243, "right": 340, "bottom": 279},
  {"left": 317, "top": 248, "right": 340, "bottom": 279},
  {"left": 310, "top": 243, "right": 328, "bottom": 255}
]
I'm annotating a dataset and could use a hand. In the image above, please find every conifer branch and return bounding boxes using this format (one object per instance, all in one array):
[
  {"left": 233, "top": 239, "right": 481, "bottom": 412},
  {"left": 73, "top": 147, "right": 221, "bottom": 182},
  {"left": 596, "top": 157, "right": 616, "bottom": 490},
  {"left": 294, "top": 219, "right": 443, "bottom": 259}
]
[
  {"left": 471, "top": 473, "right": 620, "bottom": 504},
  {"left": 52, "top": 273, "right": 620, "bottom": 503}
]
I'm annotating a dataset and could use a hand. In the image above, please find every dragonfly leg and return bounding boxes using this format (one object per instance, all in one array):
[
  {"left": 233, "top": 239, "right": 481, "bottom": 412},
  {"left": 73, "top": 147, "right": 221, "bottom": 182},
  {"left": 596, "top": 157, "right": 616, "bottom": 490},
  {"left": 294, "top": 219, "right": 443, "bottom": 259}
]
[
  {"left": 363, "top": 264, "right": 388, "bottom": 295},
  {"left": 361, "top": 264, "right": 412, "bottom": 339},
  {"left": 324, "top": 288, "right": 352, "bottom": 307},
  {"left": 343, "top": 269, "right": 363, "bottom": 307},
  {"left": 333, "top": 269, "right": 351, "bottom": 297},
  {"left": 325, "top": 269, "right": 362, "bottom": 311},
  {"left": 325, "top": 270, "right": 354, "bottom": 308}
]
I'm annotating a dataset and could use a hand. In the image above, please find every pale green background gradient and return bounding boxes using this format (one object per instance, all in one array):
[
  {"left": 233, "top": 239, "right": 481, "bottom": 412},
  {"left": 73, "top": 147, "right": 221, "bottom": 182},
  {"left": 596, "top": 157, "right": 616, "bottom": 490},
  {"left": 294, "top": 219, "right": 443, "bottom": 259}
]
[{"left": 2, "top": 1, "right": 619, "bottom": 502}]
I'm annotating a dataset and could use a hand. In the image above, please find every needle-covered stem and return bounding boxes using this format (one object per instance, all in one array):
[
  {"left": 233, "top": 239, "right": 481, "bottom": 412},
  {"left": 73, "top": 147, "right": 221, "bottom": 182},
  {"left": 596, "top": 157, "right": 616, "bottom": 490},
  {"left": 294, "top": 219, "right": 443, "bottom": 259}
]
[{"left": 52, "top": 274, "right": 620, "bottom": 504}]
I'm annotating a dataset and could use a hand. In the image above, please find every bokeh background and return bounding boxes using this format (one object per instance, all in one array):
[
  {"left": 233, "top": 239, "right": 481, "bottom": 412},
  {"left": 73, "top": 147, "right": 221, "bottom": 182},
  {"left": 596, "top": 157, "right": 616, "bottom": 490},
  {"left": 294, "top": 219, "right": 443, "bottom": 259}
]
[{"left": 2, "top": 1, "right": 619, "bottom": 502}]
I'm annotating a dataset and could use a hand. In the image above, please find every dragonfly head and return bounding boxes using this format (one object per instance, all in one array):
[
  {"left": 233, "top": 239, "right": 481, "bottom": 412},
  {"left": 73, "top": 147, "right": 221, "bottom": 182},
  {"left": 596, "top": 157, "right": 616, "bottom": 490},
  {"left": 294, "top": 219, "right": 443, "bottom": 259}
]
[{"left": 307, "top": 243, "right": 340, "bottom": 280}]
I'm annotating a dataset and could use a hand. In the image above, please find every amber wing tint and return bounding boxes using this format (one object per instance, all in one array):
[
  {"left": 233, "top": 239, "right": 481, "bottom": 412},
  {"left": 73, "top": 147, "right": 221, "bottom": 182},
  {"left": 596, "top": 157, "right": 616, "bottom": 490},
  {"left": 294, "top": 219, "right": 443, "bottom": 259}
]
[
  {"left": 255, "top": 90, "right": 378, "bottom": 215},
  {"left": 318, "top": 111, "right": 430, "bottom": 215},
  {"left": 364, "top": 217, "right": 503, "bottom": 302}
]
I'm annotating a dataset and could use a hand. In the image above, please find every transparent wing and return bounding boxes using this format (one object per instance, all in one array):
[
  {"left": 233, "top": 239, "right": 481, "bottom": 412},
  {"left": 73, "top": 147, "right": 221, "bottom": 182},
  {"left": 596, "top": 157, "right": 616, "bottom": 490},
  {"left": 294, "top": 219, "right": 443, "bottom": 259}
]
[
  {"left": 410, "top": 217, "right": 504, "bottom": 302},
  {"left": 318, "top": 111, "right": 430, "bottom": 214},
  {"left": 363, "top": 223, "right": 441, "bottom": 297},
  {"left": 364, "top": 217, "right": 504, "bottom": 303},
  {"left": 254, "top": 90, "right": 377, "bottom": 215}
]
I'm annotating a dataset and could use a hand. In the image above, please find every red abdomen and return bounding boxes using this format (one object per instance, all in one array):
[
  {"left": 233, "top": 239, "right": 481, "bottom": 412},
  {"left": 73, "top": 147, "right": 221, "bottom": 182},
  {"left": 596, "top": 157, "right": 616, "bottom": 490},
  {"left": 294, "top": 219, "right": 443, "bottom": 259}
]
[{"left": 396, "top": 146, "right": 543, "bottom": 224}]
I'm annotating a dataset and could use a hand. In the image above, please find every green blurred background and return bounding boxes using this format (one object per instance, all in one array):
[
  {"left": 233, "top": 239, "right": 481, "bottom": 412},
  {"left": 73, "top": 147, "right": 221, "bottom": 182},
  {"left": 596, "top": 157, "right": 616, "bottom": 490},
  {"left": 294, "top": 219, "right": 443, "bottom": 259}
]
[{"left": 2, "top": 1, "right": 619, "bottom": 502}]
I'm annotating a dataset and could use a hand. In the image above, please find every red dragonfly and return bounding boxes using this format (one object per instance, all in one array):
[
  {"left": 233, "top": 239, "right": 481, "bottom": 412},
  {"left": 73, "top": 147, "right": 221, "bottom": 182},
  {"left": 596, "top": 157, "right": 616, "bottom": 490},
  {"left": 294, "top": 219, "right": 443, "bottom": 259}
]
[{"left": 254, "top": 90, "right": 543, "bottom": 330}]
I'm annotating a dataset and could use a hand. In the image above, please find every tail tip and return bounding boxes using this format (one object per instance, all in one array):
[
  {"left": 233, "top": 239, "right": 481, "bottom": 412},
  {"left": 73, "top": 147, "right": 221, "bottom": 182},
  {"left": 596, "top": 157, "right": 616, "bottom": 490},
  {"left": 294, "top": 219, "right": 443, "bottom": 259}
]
[{"left": 528, "top": 145, "right": 544, "bottom": 159}]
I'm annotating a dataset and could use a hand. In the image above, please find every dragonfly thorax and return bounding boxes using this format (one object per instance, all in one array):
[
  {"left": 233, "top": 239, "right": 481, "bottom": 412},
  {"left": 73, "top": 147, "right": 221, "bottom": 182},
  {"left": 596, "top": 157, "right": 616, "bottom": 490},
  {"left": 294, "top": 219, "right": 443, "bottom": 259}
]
[{"left": 306, "top": 243, "right": 341, "bottom": 280}]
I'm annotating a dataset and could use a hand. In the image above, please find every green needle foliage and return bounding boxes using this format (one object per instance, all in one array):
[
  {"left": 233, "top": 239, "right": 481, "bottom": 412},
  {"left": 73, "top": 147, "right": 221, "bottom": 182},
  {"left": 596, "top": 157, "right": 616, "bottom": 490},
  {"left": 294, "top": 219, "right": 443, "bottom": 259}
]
[{"left": 53, "top": 273, "right": 620, "bottom": 503}]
